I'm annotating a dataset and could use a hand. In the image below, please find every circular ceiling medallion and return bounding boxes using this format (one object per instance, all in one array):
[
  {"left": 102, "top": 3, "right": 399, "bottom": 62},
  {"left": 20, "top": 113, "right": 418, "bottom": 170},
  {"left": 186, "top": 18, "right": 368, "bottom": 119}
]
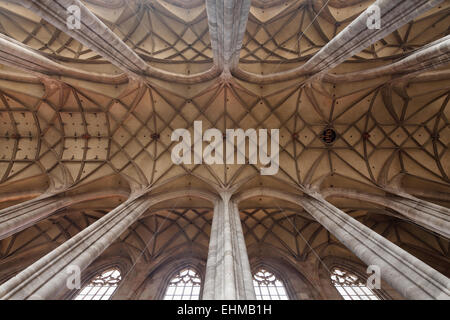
[{"left": 320, "top": 127, "right": 337, "bottom": 145}]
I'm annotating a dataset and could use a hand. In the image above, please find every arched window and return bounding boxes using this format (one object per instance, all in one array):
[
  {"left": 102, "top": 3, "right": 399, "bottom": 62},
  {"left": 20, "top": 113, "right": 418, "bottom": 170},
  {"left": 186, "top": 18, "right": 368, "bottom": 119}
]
[
  {"left": 331, "top": 267, "right": 379, "bottom": 300},
  {"left": 163, "top": 268, "right": 202, "bottom": 300},
  {"left": 253, "top": 268, "right": 289, "bottom": 300},
  {"left": 74, "top": 268, "right": 122, "bottom": 300}
]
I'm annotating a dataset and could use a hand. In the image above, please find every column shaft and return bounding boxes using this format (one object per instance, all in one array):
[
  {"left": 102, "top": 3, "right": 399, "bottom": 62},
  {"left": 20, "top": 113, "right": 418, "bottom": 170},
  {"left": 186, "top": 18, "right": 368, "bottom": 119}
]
[
  {"left": 206, "top": 0, "right": 251, "bottom": 70},
  {"left": 0, "top": 194, "right": 60, "bottom": 240},
  {"left": 302, "top": 195, "right": 450, "bottom": 300},
  {"left": 203, "top": 192, "right": 255, "bottom": 300},
  {"left": 323, "top": 188, "right": 450, "bottom": 238},
  {"left": 0, "top": 195, "right": 151, "bottom": 300},
  {"left": 0, "top": 190, "right": 128, "bottom": 240},
  {"left": 392, "top": 194, "right": 450, "bottom": 238}
]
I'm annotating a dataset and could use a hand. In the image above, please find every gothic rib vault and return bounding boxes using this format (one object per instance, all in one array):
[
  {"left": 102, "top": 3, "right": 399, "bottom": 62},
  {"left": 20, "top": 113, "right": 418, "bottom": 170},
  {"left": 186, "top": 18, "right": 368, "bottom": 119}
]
[{"left": 0, "top": 0, "right": 448, "bottom": 300}]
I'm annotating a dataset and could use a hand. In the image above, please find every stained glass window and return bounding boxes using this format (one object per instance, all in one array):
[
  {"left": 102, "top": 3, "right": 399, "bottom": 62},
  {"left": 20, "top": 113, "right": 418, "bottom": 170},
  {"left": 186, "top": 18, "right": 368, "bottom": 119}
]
[
  {"left": 331, "top": 267, "right": 379, "bottom": 300},
  {"left": 74, "top": 268, "right": 122, "bottom": 300},
  {"left": 253, "top": 268, "right": 289, "bottom": 300},
  {"left": 163, "top": 268, "right": 202, "bottom": 300}
]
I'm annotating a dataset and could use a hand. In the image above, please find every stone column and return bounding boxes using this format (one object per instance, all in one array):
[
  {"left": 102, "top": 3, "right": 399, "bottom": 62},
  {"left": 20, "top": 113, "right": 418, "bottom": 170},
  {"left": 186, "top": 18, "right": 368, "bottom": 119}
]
[
  {"left": 389, "top": 192, "right": 450, "bottom": 238},
  {"left": 0, "top": 190, "right": 128, "bottom": 240},
  {"left": 205, "top": 0, "right": 251, "bottom": 70},
  {"left": 0, "top": 194, "right": 57, "bottom": 240},
  {"left": 203, "top": 192, "right": 255, "bottom": 300},
  {"left": 322, "top": 188, "right": 450, "bottom": 238},
  {"left": 0, "top": 194, "right": 152, "bottom": 300},
  {"left": 302, "top": 193, "right": 450, "bottom": 300}
]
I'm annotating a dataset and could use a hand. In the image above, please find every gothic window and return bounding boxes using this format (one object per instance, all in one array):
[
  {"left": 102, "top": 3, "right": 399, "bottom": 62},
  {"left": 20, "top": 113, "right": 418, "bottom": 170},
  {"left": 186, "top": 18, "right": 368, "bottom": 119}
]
[
  {"left": 163, "top": 268, "right": 202, "bottom": 300},
  {"left": 74, "top": 268, "right": 122, "bottom": 300},
  {"left": 253, "top": 268, "right": 289, "bottom": 300},
  {"left": 331, "top": 267, "right": 379, "bottom": 300}
]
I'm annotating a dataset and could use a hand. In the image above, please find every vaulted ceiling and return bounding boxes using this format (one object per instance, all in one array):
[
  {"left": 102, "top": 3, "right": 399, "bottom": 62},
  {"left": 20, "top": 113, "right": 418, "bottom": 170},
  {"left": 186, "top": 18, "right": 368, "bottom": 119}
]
[{"left": 0, "top": 0, "right": 448, "bottom": 196}]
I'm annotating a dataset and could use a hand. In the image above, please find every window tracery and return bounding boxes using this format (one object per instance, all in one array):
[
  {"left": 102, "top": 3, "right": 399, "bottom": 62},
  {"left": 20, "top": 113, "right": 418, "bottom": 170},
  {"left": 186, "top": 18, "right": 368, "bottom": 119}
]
[
  {"left": 253, "top": 268, "right": 289, "bottom": 300},
  {"left": 163, "top": 268, "right": 202, "bottom": 300},
  {"left": 74, "top": 268, "right": 122, "bottom": 300},
  {"left": 331, "top": 267, "right": 379, "bottom": 300}
]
